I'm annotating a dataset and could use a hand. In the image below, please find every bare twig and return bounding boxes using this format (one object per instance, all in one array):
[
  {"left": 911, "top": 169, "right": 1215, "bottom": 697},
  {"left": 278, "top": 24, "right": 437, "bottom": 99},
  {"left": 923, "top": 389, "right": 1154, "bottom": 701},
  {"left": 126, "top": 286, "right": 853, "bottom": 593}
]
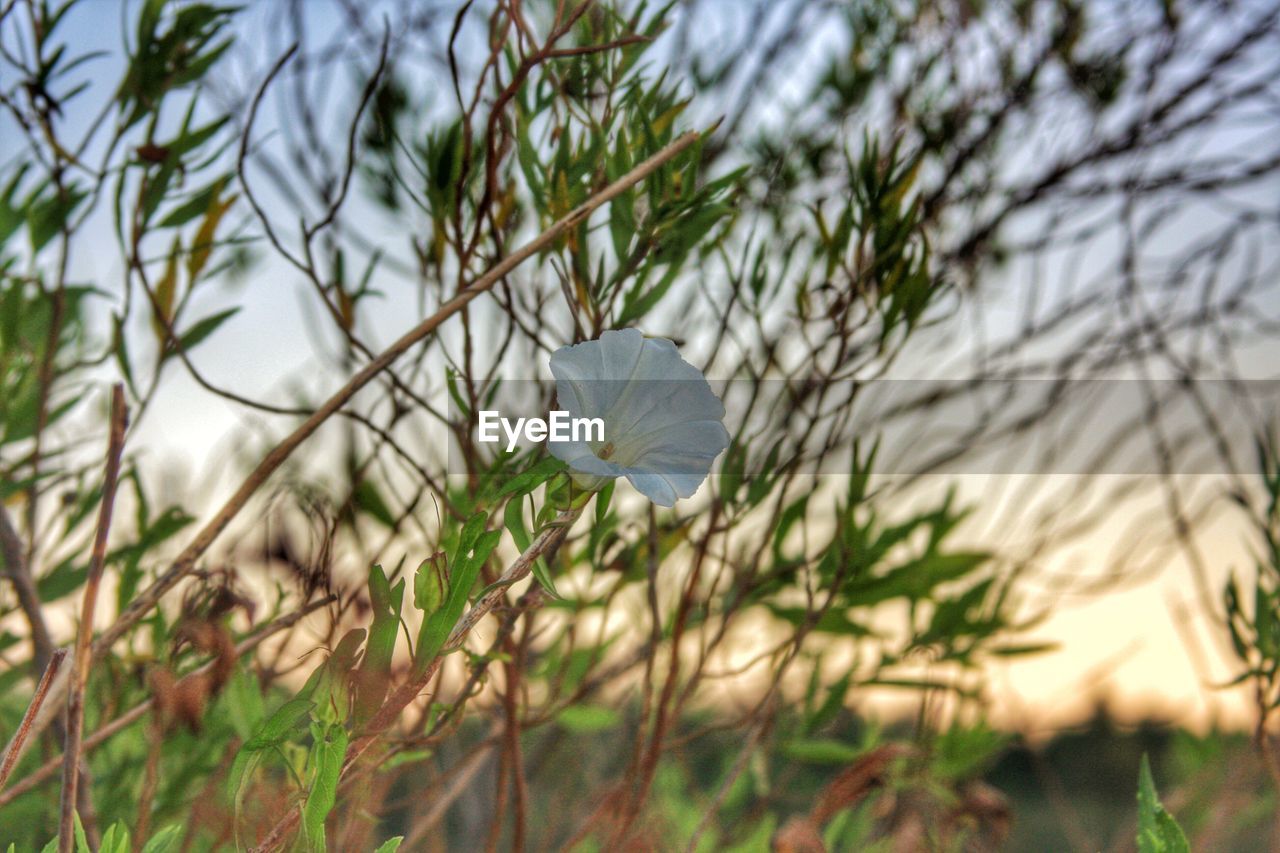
[
  {"left": 58, "top": 384, "right": 127, "bottom": 853},
  {"left": 0, "top": 648, "right": 67, "bottom": 793},
  {"left": 248, "top": 509, "right": 579, "bottom": 852},
  {"left": 684, "top": 700, "right": 773, "bottom": 852},
  {"left": 15, "top": 126, "right": 699, "bottom": 768},
  {"left": 103, "top": 129, "right": 698, "bottom": 661},
  {"left": 0, "top": 596, "right": 334, "bottom": 810},
  {"left": 0, "top": 505, "right": 54, "bottom": 673},
  {"left": 402, "top": 735, "right": 501, "bottom": 847},
  {"left": 134, "top": 719, "right": 163, "bottom": 853},
  {"left": 303, "top": 26, "right": 391, "bottom": 241}
]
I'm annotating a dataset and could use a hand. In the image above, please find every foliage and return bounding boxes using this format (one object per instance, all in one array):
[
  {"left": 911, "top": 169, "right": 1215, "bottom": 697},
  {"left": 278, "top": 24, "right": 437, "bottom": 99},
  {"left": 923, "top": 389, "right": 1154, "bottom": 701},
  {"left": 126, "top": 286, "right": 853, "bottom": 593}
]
[
  {"left": 1136, "top": 755, "right": 1189, "bottom": 853},
  {"left": 0, "top": 0, "right": 1276, "bottom": 849}
]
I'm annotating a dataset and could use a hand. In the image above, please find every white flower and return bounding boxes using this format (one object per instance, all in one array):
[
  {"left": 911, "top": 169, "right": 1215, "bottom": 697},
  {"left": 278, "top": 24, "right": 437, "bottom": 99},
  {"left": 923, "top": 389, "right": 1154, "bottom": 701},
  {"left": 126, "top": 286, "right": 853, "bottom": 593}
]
[{"left": 548, "top": 328, "right": 730, "bottom": 506}]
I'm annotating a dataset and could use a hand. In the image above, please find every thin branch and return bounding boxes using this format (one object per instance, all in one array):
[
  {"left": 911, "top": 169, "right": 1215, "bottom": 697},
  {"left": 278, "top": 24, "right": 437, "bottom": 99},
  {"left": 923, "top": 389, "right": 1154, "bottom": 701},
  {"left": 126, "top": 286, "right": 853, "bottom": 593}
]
[
  {"left": 58, "top": 384, "right": 127, "bottom": 853},
  {"left": 14, "top": 126, "right": 699, "bottom": 766},
  {"left": 303, "top": 24, "right": 391, "bottom": 241},
  {"left": 0, "top": 504, "right": 54, "bottom": 673},
  {"left": 684, "top": 698, "right": 773, "bottom": 852},
  {"left": 249, "top": 509, "right": 580, "bottom": 852},
  {"left": 104, "top": 132, "right": 698, "bottom": 664},
  {"left": 0, "top": 648, "right": 67, "bottom": 793},
  {"left": 402, "top": 735, "right": 501, "bottom": 847},
  {"left": 0, "top": 596, "right": 334, "bottom": 810}
]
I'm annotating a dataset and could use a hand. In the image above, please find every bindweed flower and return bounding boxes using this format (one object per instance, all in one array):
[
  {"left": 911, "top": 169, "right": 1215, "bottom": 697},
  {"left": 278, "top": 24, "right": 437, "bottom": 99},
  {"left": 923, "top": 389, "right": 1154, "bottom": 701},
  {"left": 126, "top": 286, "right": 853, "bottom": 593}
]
[{"left": 548, "top": 328, "right": 730, "bottom": 507}]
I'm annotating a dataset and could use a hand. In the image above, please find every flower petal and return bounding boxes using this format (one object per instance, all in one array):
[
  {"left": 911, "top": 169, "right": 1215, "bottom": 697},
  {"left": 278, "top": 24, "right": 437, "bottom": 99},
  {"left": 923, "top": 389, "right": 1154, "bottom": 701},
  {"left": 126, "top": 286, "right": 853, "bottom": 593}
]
[
  {"left": 550, "top": 343, "right": 612, "bottom": 417},
  {"left": 547, "top": 329, "right": 731, "bottom": 506},
  {"left": 625, "top": 470, "right": 679, "bottom": 507},
  {"left": 550, "top": 440, "right": 625, "bottom": 478},
  {"left": 610, "top": 386, "right": 726, "bottom": 446},
  {"left": 599, "top": 328, "right": 645, "bottom": 385},
  {"left": 619, "top": 419, "right": 731, "bottom": 466},
  {"left": 624, "top": 453, "right": 713, "bottom": 499}
]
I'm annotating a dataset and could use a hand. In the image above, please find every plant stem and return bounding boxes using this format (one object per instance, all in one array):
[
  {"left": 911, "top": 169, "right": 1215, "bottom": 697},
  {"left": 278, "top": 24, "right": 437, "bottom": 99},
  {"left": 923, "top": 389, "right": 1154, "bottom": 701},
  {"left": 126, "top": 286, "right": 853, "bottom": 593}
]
[
  {"left": 13, "top": 124, "right": 699, "bottom": 775},
  {"left": 0, "top": 596, "right": 334, "bottom": 809},
  {"left": 0, "top": 647, "right": 67, "bottom": 792},
  {"left": 250, "top": 508, "right": 580, "bottom": 852},
  {"left": 57, "top": 385, "right": 127, "bottom": 853}
]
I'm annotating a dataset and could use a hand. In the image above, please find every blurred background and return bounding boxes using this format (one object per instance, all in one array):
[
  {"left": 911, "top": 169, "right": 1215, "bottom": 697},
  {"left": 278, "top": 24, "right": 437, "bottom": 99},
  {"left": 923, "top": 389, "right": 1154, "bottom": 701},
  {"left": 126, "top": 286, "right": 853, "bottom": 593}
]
[{"left": 2, "top": 0, "right": 1280, "bottom": 849}]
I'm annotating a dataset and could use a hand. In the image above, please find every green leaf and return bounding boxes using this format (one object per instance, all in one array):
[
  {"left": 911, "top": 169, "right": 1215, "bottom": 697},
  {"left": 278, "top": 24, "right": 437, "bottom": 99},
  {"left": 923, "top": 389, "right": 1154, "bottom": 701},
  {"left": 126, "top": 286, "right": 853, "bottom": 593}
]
[
  {"left": 302, "top": 722, "right": 348, "bottom": 851},
  {"left": 457, "top": 511, "right": 486, "bottom": 556},
  {"left": 37, "top": 559, "right": 88, "bottom": 602},
  {"left": 413, "top": 553, "right": 448, "bottom": 615},
  {"left": 444, "top": 367, "right": 469, "bottom": 418},
  {"left": 530, "top": 556, "right": 562, "bottom": 600},
  {"left": 140, "top": 161, "right": 180, "bottom": 224},
  {"left": 781, "top": 739, "right": 863, "bottom": 765},
  {"left": 187, "top": 190, "right": 237, "bottom": 281},
  {"left": 224, "top": 668, "right": 266, "bottom": 741},
  {"left": 74, "top": 813, "right": 90, "bottom": 853},
  {"left": 557, "top": 704, "right": 620, "bottom": 733},
  {"left": 772, "top": 494, "right": 810, "bottom": 560},
  {"left": 113, "top": 312, "right": 137, "bottom": 396},
  {"left": 99, "top": 823, "right": 130, "bottom": 853},
  {"left": 415, "top": 515, "right": 501, "bottom": 667},
  {"left": 353, "top": 480, "right": 397, "bottom": 528},
  {"left": 364, "top": 564, "right": 404, "bottom": 673},
  {"left": 504, "top": 496, "right": 531, "bottom": 552},
  {"left": 767, "top": 606, "right": 874, "bottom": 638},
  {"left": 228, "top": 696, "right": 315, "bottom": 819},
  {"left": 595, "top": 480, "right": 615, "bottom": 525},
  {"left": 497, "top": 456, "right": 566, "bottom": 498},
  {"left": 309, "top": 628, "right": 365, "bottom": 725},
  {"left": 26, "top": 184, "right": 87, "bottom": 252},
  {"left": 156, "top": 175, "right": 226, "bottom": 227},
  {"left": 844, "top": 551, "right": 989, "bottom": 607},
  {"left": 373, "top": 839, "right": 404, "bottom": 853},
  {"left": 503, "top": 493, "right": 560, "bottom": 598},
  {"left": 241, "top": 697, "right": 316, "bottom": 751},
  {"left": 988, "top": 642, "right": 1059, "bottom": 657},
  {"left": 0, "top": 163, "right": 30, "bottom": 246},
  {"left": 1137, "top": 754, "right": 1189, "bottom": 853},
  {"left": 167, "top": 116, "right": 229, "bottom": 159},
  {"left": 356, "top": 564, "right": 404, "bottom": 723},
  {"left": 618, "top": 262, "right": 681, "bottom": 325},
  {"left": 172, "top": 307, "right": 238, "bottom": 354},
  {"left": 804, "top": 673, "right": 851, "bottom": 735},
  {"left": 140, "top": 826, "right": 182, "bottom": 853},
  {"left": 933, "top": 724, "right": 1010, "bottom": 780}
]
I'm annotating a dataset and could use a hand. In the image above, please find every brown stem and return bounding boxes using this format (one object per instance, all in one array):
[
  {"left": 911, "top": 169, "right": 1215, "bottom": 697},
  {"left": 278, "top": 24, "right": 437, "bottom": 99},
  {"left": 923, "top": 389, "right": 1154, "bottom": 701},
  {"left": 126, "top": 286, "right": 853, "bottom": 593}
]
[
  {"left": 617, "top": 507, "right": 716, "bottom": 842},
  {"left": 58, "top": 384, "right": 127, "bottom": 853},
  {"left": 133, "top": 720, "right": 163, "bottom": 853},
  {"left": 15, "top": 126, "right": 701, "bottom": 769},
  {"left": 98, "top": 129, "right": 698, "bottom": 662},
  {"left": 401, "top": 736, "right": 501, "bottom": 846},
  {"left": 500, "top": 629, "right": 531, "bottom": 851},
  {"left": 0, "top": 648, "right": 67, "bottom": 792},
  {"left": 684, "top": 700, "right": 773, "bottom": 853},
  {"left": 0, "top": 504, "right": 55, "bottom": 673},
  {"left": 249, "top": 509, "right": 580, "bottom": 852},
  {"left": 0, "top": 596, "right": 334, "bottom": 810}
]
